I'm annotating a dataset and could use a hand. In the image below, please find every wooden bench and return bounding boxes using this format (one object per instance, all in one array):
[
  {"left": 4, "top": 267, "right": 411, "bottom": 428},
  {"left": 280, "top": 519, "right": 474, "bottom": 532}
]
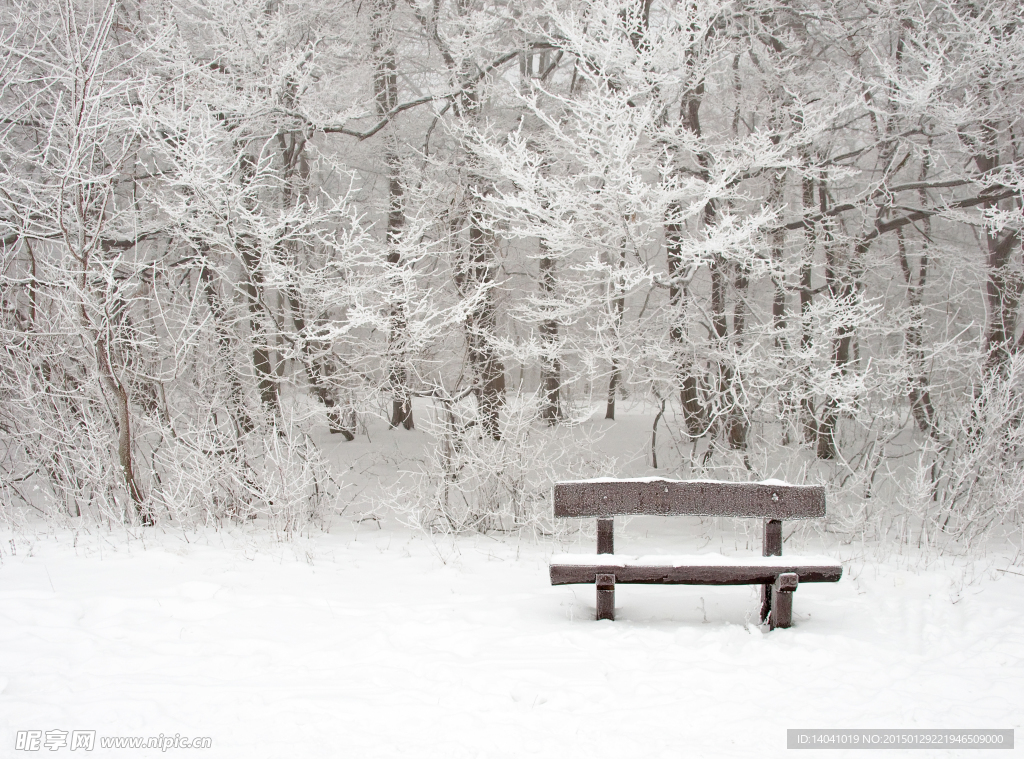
[{"left": 549, "top": 478, "right": 842, "bottom": 629}]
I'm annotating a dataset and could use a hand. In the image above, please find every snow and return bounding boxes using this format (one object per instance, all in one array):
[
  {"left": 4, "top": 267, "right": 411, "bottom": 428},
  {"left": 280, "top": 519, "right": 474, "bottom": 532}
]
[
  {"left": 1, "top": 406, "right": 1022, "bottom": 757},
  {"left": 550, "top": 553, "right": 843, "bottom": 569},
  {"left": 563, "top": 476, "right": 811, "bottom": 487},
  {"left": 1, "top": 525, "right": 1023, "bottom": 759}
]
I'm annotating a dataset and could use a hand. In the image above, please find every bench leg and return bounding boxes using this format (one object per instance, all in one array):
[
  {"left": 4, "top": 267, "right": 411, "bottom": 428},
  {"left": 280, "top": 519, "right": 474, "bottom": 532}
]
[
  {"left": 596, "top": 573, "right": 615, "bottom": 621},
  {"left": 761, "top": 519, "right": 782, "bottom": 624},
  {"left": 769, "top": 572, "right": 799, "bottom": 630}
]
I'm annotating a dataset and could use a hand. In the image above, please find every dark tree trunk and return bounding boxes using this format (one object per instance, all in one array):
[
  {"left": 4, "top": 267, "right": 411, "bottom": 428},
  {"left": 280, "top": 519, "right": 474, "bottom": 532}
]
[
  {"left": 199, "top": 259, "right": 255, "bottom": 435},
  {"left": 286, "top": 291, "right": 356, "bottom": 440},
  {"left": 799, "top": 171, "right": 818, "bottom": 445},
  {"left": 815, "top": 213, "right": 856, "bottom": 456},
  {"left": 974, "top": 132, "right": 1023, "bottom": 375},
  {"left": 275, "top": 110, "right": 356, "bottom": 439},
  {"left": 605, "top": 250, "right": 625, "bottom": 421},
  {"left": 769, "top": 171, "right": 788, "bottom": 342},
  {"left": 605, "top": 361, "right": 619, "bottom": 420},
  {"left": 897, "top": 205, "right": 936, "bottom": 437},
  {"left": 538, "top": 243, "right": 562, "bottom": 425},
  {"left": 666, "top": 209, "right": 705, "bottom": 436},
  {"left": 96, "top": 334, "right": 150, "bottom": 524},
  {"left": 605, "top": 0, "right": 655, "bottom": 426},
  {"left": 236, "top": 153, "right": 279, "bottom": 421},
  {"left": 983, "top": 228, "right": 1023, "bottom": 373},
  {"left": 372, "top": 0, "right": 415, "bottom": 430},
  {"left": 238, "top": 242, "right": 279, "bottom": 420},
  {"left": 458, "top": 214, "right": 505, "bottom": 440},
  {"left": 664, "top": 75, "right": 718, "bottom": 439},
  {"left": 76, "top": 244, "right": 149, "bottom": 525},
  {"left": 815, "top": 179, "right": 856, "bottom": 460},
  {"left": 427, "top": 0, "right": 509, "bottom": 439},
  {"left": 728, "top": 262, "right": 749, "bottom": 450}
]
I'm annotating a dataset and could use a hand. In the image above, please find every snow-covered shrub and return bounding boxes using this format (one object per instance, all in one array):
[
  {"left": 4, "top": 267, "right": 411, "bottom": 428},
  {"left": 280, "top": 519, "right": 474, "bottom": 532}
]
[
  {"left": 894, "top": 354, "right": 1024, "bottom": 552},
  {"left": 391, "top": 392, "right": 608, "bottom": 534},
  {"left": 148, "top": 424, "right": 338, "bottom": 538}
]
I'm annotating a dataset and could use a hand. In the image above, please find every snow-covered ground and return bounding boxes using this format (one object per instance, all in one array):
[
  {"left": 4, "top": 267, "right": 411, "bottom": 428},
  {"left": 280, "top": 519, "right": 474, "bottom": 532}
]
[
  {"left": 2, "top": 408, "right": 1023, "bottom": 757},
  {"left": 1, "top": 519, "right": 1023, "bottom": 759}
]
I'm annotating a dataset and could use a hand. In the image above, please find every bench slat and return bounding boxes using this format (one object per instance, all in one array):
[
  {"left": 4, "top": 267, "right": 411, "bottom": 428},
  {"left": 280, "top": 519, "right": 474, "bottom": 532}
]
[
  {"left": 554, "top": 478, "right": 825, "bottom": 519},
  {"left": 550, "top": 554, "right": 842, "bottom": 586}
]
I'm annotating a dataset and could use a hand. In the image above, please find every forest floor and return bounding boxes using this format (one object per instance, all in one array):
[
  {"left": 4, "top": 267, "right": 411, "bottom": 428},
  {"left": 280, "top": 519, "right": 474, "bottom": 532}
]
[{"left": 2, "top": 408, "right": 1023, "bottom": 758}]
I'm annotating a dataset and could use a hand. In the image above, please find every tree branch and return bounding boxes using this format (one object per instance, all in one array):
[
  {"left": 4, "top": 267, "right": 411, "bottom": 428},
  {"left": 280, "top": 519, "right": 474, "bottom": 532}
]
[
  {"left": 783, "top": 187, "right": 1019, "bottom": 232},
  {"left": 317, "top": 50, "right": 522, "bottom": 140}
]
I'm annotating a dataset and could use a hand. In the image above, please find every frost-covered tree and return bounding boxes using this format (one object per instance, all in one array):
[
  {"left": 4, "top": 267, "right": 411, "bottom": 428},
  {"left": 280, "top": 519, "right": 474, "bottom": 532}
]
[
  {"left": 1, "top": 0, "right": 155, "bottom": 522},
  {"left": 1, "top": 0, "right": 1022, "bottom": 545}
]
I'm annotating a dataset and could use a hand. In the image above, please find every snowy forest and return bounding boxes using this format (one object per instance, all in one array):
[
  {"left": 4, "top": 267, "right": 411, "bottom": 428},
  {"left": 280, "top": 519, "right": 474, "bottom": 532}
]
[{"left": 1, "top": 0, "right": 1023, "bottom": 550}]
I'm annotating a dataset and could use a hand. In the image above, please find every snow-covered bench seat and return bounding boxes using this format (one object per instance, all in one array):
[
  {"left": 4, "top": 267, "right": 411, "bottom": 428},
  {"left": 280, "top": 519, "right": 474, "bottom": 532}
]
[{"left": 549, "top": 478, "right": 842, "bottom": 628}]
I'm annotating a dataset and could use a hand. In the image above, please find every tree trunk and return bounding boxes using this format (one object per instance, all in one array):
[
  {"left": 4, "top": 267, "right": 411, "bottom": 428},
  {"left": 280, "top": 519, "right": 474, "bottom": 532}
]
[
  {"left": 95, "top": 334, "right": 149, "bottom": 523},
  {"left": 95, "top": 333, "right": 149, "bottom": 524},
  {"left": 372, "top": 0, "right": 414, "bottom": 430},
  {"left": 237, "top": 153, "right": 280, "bottom": 422},
  {"left": 277, "top": 121, "right": 355, "bottom": 439},
  {"left": 538, "top": 242, "right": 562, "bottom": 425},
  {"left": 974, "top": 130, "right": 1023, "bottom": 375},
  {"left": 769, "top": 171, "right": 788, "bottom": 342},
  {"left": 665, "top": 210, "right": 705, "bottom": 436},
  {"left": 728, "top": 261, "right": 749, "bottom": 450},
  {"left": 799, "top": 170, "right": 818, "bottom": 445},
  {"left": 897, "top": 161, "right": 937, "bottom": 440},
  {"left": 464, "top": 215, "right": 506, "bottom": 440},
  {"left": 815, "top": 181, "right": 855, "bottom": 460},
  {"left": 77, "top": 246, "right": 149, "bottom": 524},
  {"left": 663, "top": 75, "right": 718, "bottom": 438},
  {"left": 605, "top": 249, "right": 625, "bottom": 421},
  {"left": 445, "top": 0, "right": 505, "bottom": 440},
  {"left": 199, "top": 258, "right": 255, "bottom": 435},
  {"left": 239, "top": 243, "right": 279, "bottom": 420}
]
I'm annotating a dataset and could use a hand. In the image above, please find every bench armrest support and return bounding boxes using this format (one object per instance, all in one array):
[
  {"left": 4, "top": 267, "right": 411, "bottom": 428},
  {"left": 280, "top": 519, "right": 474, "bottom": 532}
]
[{"left": 597, "top": 518, "right": 614, "bottom": 554}]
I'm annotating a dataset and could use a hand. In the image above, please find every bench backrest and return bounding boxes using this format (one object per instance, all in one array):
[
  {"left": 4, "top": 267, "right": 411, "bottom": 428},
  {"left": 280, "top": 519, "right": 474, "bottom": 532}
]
[{"left": 553, "top": 478, "right": 825, "bottom": 520}]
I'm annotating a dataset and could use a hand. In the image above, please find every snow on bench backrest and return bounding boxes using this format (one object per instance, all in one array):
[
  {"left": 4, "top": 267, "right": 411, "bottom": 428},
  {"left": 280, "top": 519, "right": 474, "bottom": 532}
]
[{"left": 553, "top": 478, "right": 825, "bottom": 520}]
